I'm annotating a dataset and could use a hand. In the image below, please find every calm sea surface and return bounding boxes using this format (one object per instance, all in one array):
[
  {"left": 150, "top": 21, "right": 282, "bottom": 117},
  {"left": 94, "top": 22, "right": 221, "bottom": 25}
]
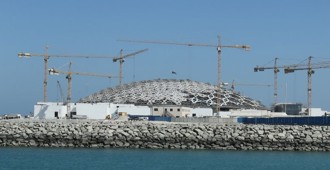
[{"left": 0, "top": 148, "right": 330, "bottom": 170}]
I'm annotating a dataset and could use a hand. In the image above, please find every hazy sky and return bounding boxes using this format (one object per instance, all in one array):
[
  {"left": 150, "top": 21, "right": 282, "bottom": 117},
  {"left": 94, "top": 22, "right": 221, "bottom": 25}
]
[{"left": 1, "top": 0, "right": 330, "bottom": 114}]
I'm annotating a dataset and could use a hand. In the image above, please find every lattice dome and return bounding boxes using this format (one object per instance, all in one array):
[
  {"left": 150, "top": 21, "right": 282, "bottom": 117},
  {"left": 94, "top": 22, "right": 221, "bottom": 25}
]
[{"left": 79, "top": 79, "right": 266, "bottom": 109}]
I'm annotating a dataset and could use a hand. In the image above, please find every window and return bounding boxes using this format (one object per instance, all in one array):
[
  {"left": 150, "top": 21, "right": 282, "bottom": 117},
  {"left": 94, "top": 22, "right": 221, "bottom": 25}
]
[
  {"left": 54, "top": 112, "right": 58, "bottom": 118},
  {"left": 170, "top": 108, "right": 173, "bottom": 111},
  {"left": 177, "top": 109, "right": 180, "bottom": 111},
  {"left": 165, "top": 108, "right": 167, "bottom": 111},
  {"left": 192, "top": 113, "right": 196, "bottom": 117},
  {"left": 154, "top": 108, "right": 158, "bottom": 111}
]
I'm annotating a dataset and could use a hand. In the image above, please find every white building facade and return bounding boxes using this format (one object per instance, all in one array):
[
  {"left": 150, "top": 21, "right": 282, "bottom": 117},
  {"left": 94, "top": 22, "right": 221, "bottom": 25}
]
[
  {"left": 34, "top": 102, "right": 152, "bottom": 120},
  {"left": 34, "top": 102, "right": 214, "bottom": 119}
]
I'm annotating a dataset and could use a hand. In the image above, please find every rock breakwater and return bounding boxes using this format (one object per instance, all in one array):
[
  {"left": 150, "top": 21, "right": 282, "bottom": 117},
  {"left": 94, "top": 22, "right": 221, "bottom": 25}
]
[{"left": 0, "top": 120, "right": 330, "bottom": 151}]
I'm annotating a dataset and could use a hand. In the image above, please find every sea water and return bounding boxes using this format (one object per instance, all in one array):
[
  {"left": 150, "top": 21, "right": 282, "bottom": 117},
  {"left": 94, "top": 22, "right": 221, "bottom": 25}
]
[{"left": 1, "top": 148, "right": 330, "bottom": 170}]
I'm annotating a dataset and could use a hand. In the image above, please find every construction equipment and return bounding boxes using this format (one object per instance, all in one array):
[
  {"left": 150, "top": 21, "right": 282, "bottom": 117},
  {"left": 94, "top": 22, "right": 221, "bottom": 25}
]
[
  {"left": 118, "top": 35, "right": 250, "bottom": 115},
  {"left": 48, "top": 62, "right": 114, "bottom": 104},
  {"left": 18, "top": 46, "right": 116, "bottom": 102},
  {"left": 112, "top": 48, "right": 148, "bottom": 85},
  {"left": 230, "top": 80, "right": 271, "bottom": 91},
  {"left": 284, "top": 56, "right": 330, "bottom": 116},
  {"left": 18, "top": 47, "right": 148, "bottom": 101},
  {"left": 254, "top": 58, "right": 287, "bottom": 104}
]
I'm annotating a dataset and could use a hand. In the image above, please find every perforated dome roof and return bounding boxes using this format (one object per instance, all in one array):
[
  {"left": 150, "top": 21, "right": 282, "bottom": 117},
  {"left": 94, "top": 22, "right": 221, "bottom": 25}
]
[{"left": 79, "top": 79, "right": 266, "bottom": 110}]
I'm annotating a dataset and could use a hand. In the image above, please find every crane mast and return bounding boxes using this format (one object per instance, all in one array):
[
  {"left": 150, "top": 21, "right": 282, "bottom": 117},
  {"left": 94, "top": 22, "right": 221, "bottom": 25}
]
[
  {"left": 283, "top": 56, "right": 330, "bottom": 116},
  {"left": 119, "top": 49, "right": 123, "bottom": 85},
  {"left": 307, "top": 56, "right": 313, "bottom": 116},
  {"left": 217, "top": 36, "right": 222, "bottom": 114},
  {"left": 49, "top": 62, "right": 113, "bottom": 118},
  {"left": 44, "top": 46, "right": 49, "bottom": 102},
  {"left": 18, "top": 47, "right": 117, "bottom": 102},
  {"left": 118, "top": 35, "right": 250, "bottom": 115},
  {"left": 112, "top": 48, "right": 148, "bottom": 85},
  {"left": 49, "top": 62, "right": 114, "bottom": 104},
  {"left": 67, "top": 63, "right": 72, "bottom": 103},
  {"left": 274, "top": 58, "right": 279, "bottom": 103},
  {"left": 254, "top": 58, "right": 284, "bottom": 104}
]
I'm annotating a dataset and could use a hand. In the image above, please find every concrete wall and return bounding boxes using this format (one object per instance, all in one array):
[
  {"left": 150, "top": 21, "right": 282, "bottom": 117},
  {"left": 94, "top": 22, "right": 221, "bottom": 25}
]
[
  {"left": 34, "top": 102, "right": 67, "bottom": 119},
  {"left": 75, "top": 103, "right": 111, "bottom": 119},
  {"left": 190, "top": 108, "right": 213, "bottom": 117},
  {"left": 34, "top": 102, "right": 152, "bottom": 119},
  {"left": 309, "top": 108, "right": 327, "bottom": 116}
]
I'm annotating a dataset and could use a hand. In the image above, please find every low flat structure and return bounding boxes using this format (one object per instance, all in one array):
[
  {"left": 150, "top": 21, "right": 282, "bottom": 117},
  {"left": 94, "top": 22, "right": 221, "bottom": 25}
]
[
  {"left": 33, "top": 102, "right": 212, "bottom": 119},
  {"left": 34, "top": 102, "right": 152, "bottom": 119},
  {"left": 219, "top": 109, "right": 287, "bottom": 118}
]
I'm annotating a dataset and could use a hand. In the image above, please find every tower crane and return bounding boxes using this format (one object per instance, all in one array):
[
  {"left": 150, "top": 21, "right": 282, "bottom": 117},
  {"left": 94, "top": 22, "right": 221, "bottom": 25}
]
[
  {"left": 18, "top": 47, "right": 147, "bottom": 102},
  {"left": 118, "top": 35, "right": 250, "bottom": 115},
  {"left": 284, "top": 56, "right": 330, "bottom": 116},
  {"left": 18, "top": 46, "right": 115, "bottom": 102},
  {"left": 112, "top": 48, "right": 148, "bottom": 85},
  {"left": 254, "top": 58, "right": 287, "bottom": 104},
  {"left": 48, "top": 62, "right": 114, "bottom": 104}
]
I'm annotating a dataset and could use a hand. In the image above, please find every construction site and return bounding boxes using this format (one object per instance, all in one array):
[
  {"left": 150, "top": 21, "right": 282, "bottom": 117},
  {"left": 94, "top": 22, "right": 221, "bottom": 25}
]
[{"left": 15, "top": 36, "right": 330, "bottom": 122}]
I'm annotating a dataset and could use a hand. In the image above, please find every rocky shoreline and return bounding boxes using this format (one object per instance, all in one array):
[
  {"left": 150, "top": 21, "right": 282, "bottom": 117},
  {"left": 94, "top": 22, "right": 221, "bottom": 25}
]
[{"left": 0, "top": 120, "right": 330, "bottom": 151}]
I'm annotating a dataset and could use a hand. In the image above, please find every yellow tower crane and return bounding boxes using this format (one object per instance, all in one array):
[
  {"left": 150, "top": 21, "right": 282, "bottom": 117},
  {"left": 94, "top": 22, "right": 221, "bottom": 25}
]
[
  {"left": 284, "top": 56, "right": 330, "bottom": 116},
  {"left": 113, "top": 48, "right": 148, "bottom": 85},
  {"left": 118, "top": 35, "right": 250, "bottom": 115},
  {"left": 48, "top": 62, "right": 114, "bottom": 104},
  {"left": 254, "top": 58, "right": 287, "bottom": 104},
  {"left": 49, "top": 62, "right": 115, "bottom": 118},
  {"left": 18, "top": 47, "right": 147, "bottom": 102},
  {"left": 18, "top": 46, "right": 115, "bottom": 102}
]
